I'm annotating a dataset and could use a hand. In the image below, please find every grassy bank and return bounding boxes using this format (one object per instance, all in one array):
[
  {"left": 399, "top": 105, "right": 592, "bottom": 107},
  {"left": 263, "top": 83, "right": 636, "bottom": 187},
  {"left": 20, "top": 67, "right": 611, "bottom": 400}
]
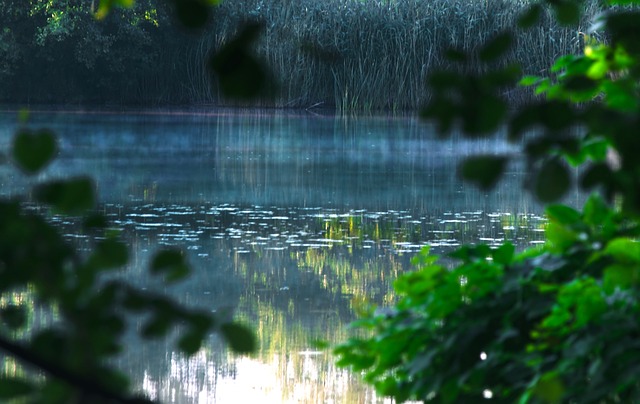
[{"left": 1, "top": 0, "right": 603, "bottom": 112}]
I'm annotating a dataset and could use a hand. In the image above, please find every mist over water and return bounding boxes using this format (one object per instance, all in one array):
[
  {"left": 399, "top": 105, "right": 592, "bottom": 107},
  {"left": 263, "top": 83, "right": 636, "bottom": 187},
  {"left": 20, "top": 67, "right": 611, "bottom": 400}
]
[{"left": 0, "top": 110, "right": 576, "bottom": 403}]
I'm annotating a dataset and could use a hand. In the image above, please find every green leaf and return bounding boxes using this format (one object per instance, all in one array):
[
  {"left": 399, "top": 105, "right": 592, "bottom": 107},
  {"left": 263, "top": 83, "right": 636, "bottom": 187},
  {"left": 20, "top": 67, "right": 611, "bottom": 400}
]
[
  {"left": 178, "top": 330, "right": 206, "bottom": 355},
  {"left": 150, "top": 249, "right": 190, "bottom": 283},
  {"left": 492, "top": 242, "right": 515, "bottom": 265},
  {"left": 173, "top": 0, "right": 211, "bottom": 29},
  {"left": 88, "top": 238, "right": 129, "bottom": 271},
  {"left": 34, "top": 177, "right": 95, "bottom": 214},
  {"left": 12, "top": 129, "right": 57, "bottom": 175},
  {"left": 142, "top": 315, "right": 173, "bottom": 338},
  {"left": 209, "top": 22, "right": 269, "bottom": 100},
  {"left": 533, "top": 371, "right": 565, "bottom": 403},
  {"left": 221, "top": 323, "right": 256, "bottom": 353},
  {"left": 83, "top": 213, "right": 109, "bottom": 230},
  {"left": 603, "top": 263, "right": 639, "bottom": 293},
  {"left": 462, "top": 96, "right": 507, "bottom": 134},
  {"left": 519, "top": 75, "right": 541, "bottom": 86},
  {"left": 534, "top": 159, "right": 571, "bottom": 202},
  {"left": 518, "top": 4, "right": 543, "bottom": 28},
  {"left": 605, "top": 238, "right": 640, "bottom": 263},
  {"left": 0, "top": 377, "right": 33, "bottom": 399},
  {"left": 479, "top": 32, "right": 513, "bottom": 62},
  {"left": 545, "top": 204, "right": 581, "bottom": 225},
  {"left": 459, "top": 155, "right": 508, "bottom": 190},
  {"left": 551, "top": 0, "right": 581, "bottom": 25}
]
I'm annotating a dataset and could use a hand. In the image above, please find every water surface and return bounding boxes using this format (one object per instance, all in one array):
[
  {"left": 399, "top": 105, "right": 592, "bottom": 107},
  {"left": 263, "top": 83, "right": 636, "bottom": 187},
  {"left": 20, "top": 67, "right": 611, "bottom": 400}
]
[{"left": 0, "top": 109, "right": 565, "bottom": 403}]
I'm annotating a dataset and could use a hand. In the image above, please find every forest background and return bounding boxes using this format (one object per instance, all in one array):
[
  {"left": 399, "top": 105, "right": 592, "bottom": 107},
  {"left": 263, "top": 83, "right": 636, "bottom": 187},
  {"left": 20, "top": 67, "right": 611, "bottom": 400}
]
[{"left": 0, "top": 0, "right": 603, "bottom": 111}]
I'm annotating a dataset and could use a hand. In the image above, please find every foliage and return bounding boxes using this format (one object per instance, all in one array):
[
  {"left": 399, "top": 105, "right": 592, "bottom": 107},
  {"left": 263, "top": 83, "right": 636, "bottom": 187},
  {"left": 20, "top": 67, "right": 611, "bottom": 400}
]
[
  {"left": 0, "top": 2, "right": 264, "bottom": 403},
  {"left": 335, "top": 0, "right": 640, "bottom": 402},
  {"left": 0, "top": 0, "right": 601, "bottom": 109}
]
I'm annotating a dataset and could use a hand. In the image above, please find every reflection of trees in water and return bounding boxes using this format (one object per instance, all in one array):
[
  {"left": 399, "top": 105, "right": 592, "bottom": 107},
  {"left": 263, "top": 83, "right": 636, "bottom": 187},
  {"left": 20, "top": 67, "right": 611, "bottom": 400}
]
[{"left": 42, "top": 202, "right": 548, "bottom": 403}]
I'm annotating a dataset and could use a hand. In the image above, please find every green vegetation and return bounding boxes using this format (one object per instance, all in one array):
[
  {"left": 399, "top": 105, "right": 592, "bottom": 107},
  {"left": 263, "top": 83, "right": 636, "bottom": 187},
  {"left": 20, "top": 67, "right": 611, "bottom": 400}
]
[
  {"left": 0, "top": 2, "right": 259, "bottom": 403},
  {"left": 2, "top": 0, "right": 601, "bottom": 111},
  {"left": 335, "top": 0, "right": 640, "bottom": 402}
]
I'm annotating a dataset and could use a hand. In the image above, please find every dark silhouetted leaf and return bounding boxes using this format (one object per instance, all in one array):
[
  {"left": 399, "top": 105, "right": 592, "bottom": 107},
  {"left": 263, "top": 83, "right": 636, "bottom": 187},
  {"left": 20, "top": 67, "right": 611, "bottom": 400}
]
[
  {"left": 34, "top": 177, "right": 95, "bottom": 214},
  {"left": 174, "top": 0, "right": 210, "bottom": 28},
  {"left": 459, "top": 155, "right": 508, "bottom": 190},
  {"left": 462, "top": 94, "right": 507, "bottom": 135},
  {"left": 88, "top": 238, "right": 129, "bottom": 270},
  {"left": 221, "top": 323, "right": 256, "bottom": 353},
  {"left": 420, "top": 98, "right": 457, "bottom": 135},
  {"left": 150, "top": 248, "right": 190, "bottom": 283},
  {"left": 209, "top": 22, "right": 269, "bottom": 100},
  {"left": 606, "top": 11, "right": 640, "bottom": 54},
  {"left": 518, "top": 4, "right": 543, "bottom": 28},
  {"left": 12, "top": 129, "right": 57, "bottom": 175},
  {"left": 83, "top": 213, "right": 109, "bottom": 230},
  {"left": 551, "top": 0, "right": 581, "bottom": 25},
  {"left": 479, "top": 32, "right": 513, "bottom": 62},
  {"left": 509, "top": 106, "right": 539, "bottom": 141},
  {"left": 142, "top": 315, "right": 173, "bottom": 338},
  {"left": 581, "top": 163, "right": 614, "bottom": 192},
  {"left": 178, "top": 331, "right": 204, "bottom": 355},
  {"left": 535, "top": 158, "right": 571, "bottom": 202},
  {"left": 0, "top": 377, "right": 33, "bottom": 399}
]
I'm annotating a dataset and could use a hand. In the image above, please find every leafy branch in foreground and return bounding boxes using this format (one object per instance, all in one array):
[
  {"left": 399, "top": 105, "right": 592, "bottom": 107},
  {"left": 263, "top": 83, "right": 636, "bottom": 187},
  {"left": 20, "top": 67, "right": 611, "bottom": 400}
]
[{"left": 336, "top": 1, "right": 640, "bottom": 403}]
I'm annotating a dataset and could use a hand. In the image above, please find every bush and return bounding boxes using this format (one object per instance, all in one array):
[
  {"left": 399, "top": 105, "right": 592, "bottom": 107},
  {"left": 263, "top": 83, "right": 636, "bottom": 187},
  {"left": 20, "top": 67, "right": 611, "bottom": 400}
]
[{"left": 335, "top": 0, "right": 640, "bottom": 402}]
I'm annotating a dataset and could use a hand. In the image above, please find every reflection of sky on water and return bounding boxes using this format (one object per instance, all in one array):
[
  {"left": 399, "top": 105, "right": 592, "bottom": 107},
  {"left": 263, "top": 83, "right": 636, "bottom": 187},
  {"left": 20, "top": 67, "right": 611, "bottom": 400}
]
[{"left": 0, "top": 110, "right": 568, "bottom": 403}]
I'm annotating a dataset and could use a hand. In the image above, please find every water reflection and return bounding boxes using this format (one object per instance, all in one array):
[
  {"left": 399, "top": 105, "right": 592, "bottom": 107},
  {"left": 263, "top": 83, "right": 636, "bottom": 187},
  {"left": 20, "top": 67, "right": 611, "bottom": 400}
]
[{"left": 0, "top": 110, "right": 560, "bottom": 403}]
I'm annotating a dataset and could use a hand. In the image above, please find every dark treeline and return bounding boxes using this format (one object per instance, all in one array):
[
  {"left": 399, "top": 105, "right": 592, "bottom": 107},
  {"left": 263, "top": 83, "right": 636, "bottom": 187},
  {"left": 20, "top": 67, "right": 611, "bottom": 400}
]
[{"left": 1, "top": 0, "right": 603, "bottom": 111}]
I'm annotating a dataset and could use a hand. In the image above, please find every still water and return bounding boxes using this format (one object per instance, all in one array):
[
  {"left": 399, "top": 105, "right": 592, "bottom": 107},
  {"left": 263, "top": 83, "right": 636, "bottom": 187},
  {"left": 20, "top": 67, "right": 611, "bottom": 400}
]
[{"left": 0, "top": 109, "right": 571, "bottom": 403}]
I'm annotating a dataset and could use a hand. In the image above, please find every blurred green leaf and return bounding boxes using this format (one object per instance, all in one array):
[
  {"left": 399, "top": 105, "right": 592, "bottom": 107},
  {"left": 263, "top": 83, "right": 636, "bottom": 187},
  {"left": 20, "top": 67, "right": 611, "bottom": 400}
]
[
  {"left": 605, "top": 238, "right": 640, "bottom": 263},
  {"left": 462, "top": 93, "right": 508, "bottom": 134},
  {"left": 459, "top": 155, "right": 508, "bottom": 190},
  {"left": 221, "top": 323, "right": 256, "bottom": 353},
  {"left": 519, "top": 75, "right": 541, "bottom": 86},
  {"left": 535, "top": 158, "right": 571, "bottom": 202},
  {"left": 34, "top": 177, "right": 95, "bottom": 214},
  {"left": 550, "top": 0, "right": 581, "bottom": 25},
  {"left": 12, "top": 129, "right": 57, "bottom": 175},
  {"left": 83, "top": 213, "right": 109, "bottom": 230},
  {"left": 493, "top": 243, "right": 515, "bottom": 265},
  {"left": 150, "top": 249, "right": 190, "bottom": 283},
  {"left": 533, "top": 371, "right": 565, "bottom": 403},
  {"left": 603, "top": 263, "right": 639, "bottom": 292},
  {"left": 142, "top": 315, "right": 173, "bottom": 338},
  {"left": 88, "top": 238, "right": 129, "bottom": 271},
  {"left": 173, "top": 0, "right": 211, "bottom": 28},
  {"left": 518, "top": 4, "right": 543, "bottom": 28},
  {"left": 479, "top": 32, "right": 513, "bottom": 62},
  {"left": 546, "top": 204, "right": 581, "bottom": 225},
  {"left": 178, "top": 331, "right": 204, "bottom": 355},
  {"left": 209, "top": 22, "right": 269, "bottom": 100},
  {"left": 0, "top": 377, "right": 33, "bottom": 399}
]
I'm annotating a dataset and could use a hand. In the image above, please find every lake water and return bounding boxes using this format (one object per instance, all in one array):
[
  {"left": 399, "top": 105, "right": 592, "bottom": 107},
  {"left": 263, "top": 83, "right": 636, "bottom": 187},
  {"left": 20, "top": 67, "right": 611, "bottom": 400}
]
[{"left": 0, "top": 109, "right": 576, "bottom": 403}]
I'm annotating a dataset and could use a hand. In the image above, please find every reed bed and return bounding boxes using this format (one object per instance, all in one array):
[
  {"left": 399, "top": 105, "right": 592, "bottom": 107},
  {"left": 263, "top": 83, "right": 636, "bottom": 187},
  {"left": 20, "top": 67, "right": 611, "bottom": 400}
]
[{"left": 185, "top": 0, "right": 603, "bottom": 112}]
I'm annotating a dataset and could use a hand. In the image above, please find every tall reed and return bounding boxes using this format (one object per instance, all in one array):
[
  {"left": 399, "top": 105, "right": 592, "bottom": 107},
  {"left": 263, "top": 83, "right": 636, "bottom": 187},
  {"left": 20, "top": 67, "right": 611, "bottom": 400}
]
[{"left": 191, "top": 0, "right": 603, "bottom": 112}]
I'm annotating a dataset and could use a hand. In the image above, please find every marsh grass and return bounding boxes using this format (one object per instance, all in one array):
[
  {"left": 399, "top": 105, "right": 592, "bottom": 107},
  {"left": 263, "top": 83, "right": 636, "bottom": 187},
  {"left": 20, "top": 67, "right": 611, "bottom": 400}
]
[{"left": 183, "top": 0, "right": 604, "bottom": 112}]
